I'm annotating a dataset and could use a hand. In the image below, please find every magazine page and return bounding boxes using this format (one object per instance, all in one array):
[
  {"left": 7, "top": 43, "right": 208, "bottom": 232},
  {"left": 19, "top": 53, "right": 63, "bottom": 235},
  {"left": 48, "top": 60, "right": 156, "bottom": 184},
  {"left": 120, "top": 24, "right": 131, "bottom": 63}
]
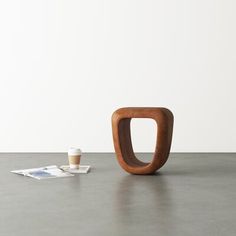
[
  {"left": 60, "top": 165, "right": 90, "bottom": 174},
  {"left": 11, "top": 165, "right": 74, "bottom": 180}
]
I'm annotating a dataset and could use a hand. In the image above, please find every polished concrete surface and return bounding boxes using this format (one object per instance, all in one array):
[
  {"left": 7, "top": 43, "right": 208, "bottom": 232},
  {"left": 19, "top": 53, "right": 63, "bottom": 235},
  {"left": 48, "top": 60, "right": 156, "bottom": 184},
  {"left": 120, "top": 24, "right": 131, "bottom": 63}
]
[{"left": 0, "top": 153, "right": 236, "bottom": 236}]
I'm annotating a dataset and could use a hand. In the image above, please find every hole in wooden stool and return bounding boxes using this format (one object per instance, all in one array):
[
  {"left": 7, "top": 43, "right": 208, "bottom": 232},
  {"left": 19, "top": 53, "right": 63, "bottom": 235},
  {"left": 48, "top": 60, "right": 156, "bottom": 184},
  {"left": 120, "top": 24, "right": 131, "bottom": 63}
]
[{"left": 130, "top": 119, "right": 157, "bottom": 163}]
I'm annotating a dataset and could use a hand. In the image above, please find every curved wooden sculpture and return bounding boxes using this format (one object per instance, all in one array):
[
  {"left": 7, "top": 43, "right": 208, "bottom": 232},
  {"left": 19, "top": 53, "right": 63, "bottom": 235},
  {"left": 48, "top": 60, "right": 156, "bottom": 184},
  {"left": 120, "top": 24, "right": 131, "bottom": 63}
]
[{"left": 112, "top": 107, "right": 174, "bottom": 175}]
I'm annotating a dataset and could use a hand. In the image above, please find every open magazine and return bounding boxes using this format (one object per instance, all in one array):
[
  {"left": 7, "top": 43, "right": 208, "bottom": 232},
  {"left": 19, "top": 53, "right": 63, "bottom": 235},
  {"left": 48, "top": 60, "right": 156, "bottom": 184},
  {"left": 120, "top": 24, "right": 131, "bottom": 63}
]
[{"left": 11, "top": 165, "right": 74, "bottom": 180}]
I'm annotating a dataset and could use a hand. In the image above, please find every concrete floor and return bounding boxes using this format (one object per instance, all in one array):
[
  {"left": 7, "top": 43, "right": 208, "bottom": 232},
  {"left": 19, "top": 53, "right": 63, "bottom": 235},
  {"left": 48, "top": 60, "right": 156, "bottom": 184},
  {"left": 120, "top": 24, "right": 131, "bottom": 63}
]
[{"left": 0, "top": 153, "right": 236, "bottom": 236}]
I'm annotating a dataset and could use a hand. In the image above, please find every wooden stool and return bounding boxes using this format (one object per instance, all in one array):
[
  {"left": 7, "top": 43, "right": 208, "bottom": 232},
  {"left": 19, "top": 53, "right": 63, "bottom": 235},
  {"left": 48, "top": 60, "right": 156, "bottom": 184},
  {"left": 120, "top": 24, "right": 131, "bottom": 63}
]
[{"left": 112, "top": 107, "right": 174, "bottom": 175}]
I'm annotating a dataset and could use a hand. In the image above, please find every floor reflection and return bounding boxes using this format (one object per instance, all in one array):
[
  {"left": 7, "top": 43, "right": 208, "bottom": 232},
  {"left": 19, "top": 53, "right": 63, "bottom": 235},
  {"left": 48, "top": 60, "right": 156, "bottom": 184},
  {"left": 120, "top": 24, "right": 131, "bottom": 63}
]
[{"left": 112, "top": 173, "right": 177, "bottom": 234}]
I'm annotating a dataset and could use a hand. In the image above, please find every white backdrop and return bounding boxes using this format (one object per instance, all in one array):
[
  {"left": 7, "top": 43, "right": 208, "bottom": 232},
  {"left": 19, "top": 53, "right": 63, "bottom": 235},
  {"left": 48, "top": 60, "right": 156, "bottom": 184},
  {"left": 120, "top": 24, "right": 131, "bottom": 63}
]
[{"left": 0, "top": 0, "right": 235, "bottom": 152}]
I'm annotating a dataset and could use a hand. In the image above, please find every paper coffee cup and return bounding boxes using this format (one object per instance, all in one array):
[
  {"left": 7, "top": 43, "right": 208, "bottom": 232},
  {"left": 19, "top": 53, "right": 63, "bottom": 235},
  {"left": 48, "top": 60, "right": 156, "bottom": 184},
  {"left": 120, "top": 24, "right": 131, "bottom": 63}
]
[{"left": 68, "top": 148, "right": 82, "bottom": 169}]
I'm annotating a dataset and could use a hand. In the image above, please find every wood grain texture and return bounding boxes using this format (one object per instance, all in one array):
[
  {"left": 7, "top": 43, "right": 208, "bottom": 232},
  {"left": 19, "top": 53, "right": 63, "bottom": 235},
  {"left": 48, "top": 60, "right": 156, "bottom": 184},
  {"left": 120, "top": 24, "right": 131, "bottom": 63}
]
[{"left": 112, "top": 107, "right": 174, "bottom": 174}]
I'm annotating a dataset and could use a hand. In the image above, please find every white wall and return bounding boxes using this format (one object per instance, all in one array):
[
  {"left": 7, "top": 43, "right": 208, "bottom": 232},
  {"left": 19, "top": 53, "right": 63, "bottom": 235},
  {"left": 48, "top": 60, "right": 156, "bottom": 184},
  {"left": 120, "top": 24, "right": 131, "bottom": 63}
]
[{"left": 0, "top": 0, "right": 235, "bottom": 152}]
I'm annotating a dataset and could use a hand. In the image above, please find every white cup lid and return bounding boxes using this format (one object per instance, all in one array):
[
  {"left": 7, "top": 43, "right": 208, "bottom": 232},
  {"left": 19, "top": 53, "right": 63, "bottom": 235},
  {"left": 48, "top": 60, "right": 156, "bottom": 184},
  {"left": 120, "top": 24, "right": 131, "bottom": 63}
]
[{"left": 68, "top": 148, "right": 82, "bottom": 156}]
